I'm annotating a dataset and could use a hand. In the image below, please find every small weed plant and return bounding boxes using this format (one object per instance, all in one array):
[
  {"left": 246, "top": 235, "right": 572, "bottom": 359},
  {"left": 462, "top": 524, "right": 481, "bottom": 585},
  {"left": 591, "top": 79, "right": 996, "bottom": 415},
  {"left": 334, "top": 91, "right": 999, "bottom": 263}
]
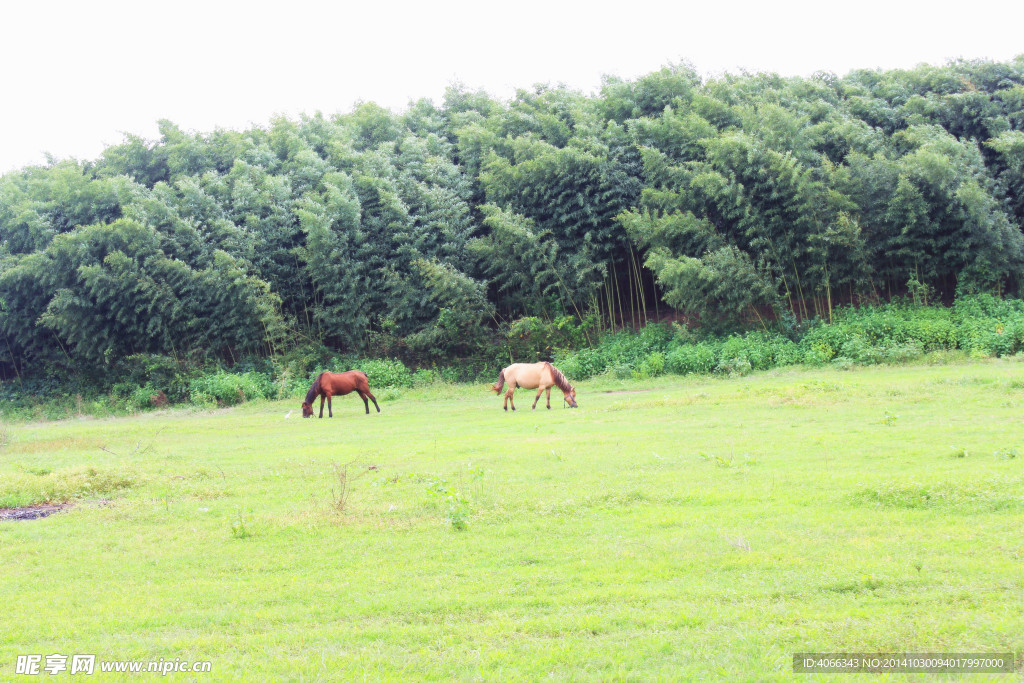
[{"left": 426, "top": 478, "right": 471, "bottom": 531}]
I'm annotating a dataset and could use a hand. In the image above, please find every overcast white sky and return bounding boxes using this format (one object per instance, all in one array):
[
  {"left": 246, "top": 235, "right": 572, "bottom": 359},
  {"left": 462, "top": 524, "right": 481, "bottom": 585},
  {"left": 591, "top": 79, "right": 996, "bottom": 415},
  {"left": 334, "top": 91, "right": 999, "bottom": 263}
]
[{"left": 2, "top": 0, "right": 1022, "bottom": 174}]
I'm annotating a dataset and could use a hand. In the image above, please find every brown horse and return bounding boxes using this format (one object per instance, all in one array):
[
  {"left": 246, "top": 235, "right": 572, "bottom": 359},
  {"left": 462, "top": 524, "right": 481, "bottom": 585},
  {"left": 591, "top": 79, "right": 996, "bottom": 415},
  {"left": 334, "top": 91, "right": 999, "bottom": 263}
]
[
  {"left": 301, "top": 371, "right": 380, "bottom": 418},
  {"left": 491, "top": 362, "right": 577, "bottom": 411}
]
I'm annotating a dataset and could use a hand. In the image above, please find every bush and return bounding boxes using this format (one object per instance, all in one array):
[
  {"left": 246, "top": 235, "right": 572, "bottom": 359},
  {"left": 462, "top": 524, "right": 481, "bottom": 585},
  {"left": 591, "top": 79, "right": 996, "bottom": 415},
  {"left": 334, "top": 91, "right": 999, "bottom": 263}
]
[
  {"left": 412, "top": 368, "right": 441, "bottom": 387},
  {"left": 831, "top": 356, "right": 856, "bottom": 371},
  {"left": 773, "top": 338, "right": 804, "bottom": 366},
  {"left": 357, "top": 358, "right": 413, "bottom": 389},
  {"left": 612, "top": 364, "right": 634, "bottom": 380},
  {"left": 636, "top": 352, "right": 666, "bottom": 378},
  {"left": 552, "top": 323, "right": 676, "bottom": 380},
  {"left": 127, "top": 384, "right": 167, "bottom": 412},
  {"left": 715, "top": 356, "right": 752, "bottom": 377},
  {"left": 666, "top": 342, "right": 719, "bottom": 375},
  {"left": 275, "top": 368, "right": 312, "bottom": 399},
  {"left": 113, "top": 353, "right": 194, "bottom": 403},
  {"left": 883, "top": 341, "right": 924, "bottom": 364},
  {"left": 189, "top": 371, "right": 274, "bottom": 407},
  {"left": 505, "top": 314, "right": 597, "bottom": 361},
  {"left": 438, "top": 366, "right": 463, "bottom": 384},
  {"left": 555, "top": 346, "right": 608, "bottom": 380}
]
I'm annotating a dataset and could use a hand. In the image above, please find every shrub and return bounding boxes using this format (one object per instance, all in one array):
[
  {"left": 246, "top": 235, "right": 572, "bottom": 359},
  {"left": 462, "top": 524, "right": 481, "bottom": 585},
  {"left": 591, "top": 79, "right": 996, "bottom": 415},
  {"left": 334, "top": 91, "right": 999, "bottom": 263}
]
[
  {"left": 666, "top": 342, "right": 719, "bottom": 375},
  {"left": 831, "top": 356, "right": 856, "bottom": 371},
  {"left": 276, "top": 368, "right": 312, "bottom": 399},
  {"left": 799, "top": 323, "right": 846, "bottom": 362},
  {"left": 113, "top": 353, "right": 194, "bottom": 403},
  {"left": 412, "top": 368, "right": 440, "bottom": 387},
  {"left": 438, "top": 366, "right": 463, "bottom": 384},
  {"left": 636, "top": 352, "right": 666, "bottom": 378},
  {"left": 189, "top": 371, "right": 273, "bottom": 406},
  {"left": 638, "top": 323, "right": 674, "bottom": 349},
  {"left": 357, "top": 358, "right": 413, "bottom": 389},
  {"left": 612, "top": 364, "right": 634, "bottom": 380},
  {"left": 715, "top": 356, "right": 752, "bottom": 377},
  {"left": 127, "top": 384, "right": 166, "bottom": 412},
  {"left": 555, "top": 346, "right": 608, "bottom": 380},
  {"left": 773, "top": 338, "right": 804, "bottom": 366},
  {"left": 505, "top": 314, "right": 597, "bottom": 361},
  {"left": 883, "top": 341, "right": 924, "bottom": 364}
]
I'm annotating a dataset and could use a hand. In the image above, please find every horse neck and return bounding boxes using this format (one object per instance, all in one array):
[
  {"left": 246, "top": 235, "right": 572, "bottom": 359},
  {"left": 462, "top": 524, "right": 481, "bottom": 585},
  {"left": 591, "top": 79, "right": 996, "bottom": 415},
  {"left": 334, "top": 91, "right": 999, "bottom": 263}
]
[
  {"left": 543, "top": 363, "right": 567, "bottom": 392},
  {"left": 304, "top": 378, "right": 322, "bottom": 404}
]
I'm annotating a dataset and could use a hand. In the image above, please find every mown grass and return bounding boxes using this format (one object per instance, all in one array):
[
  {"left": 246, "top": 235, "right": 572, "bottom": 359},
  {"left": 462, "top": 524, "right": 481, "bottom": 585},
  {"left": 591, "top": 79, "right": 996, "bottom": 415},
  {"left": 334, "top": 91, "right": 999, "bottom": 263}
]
[{"left": 1, "top": 360, "right": 1022, "bottom": 680}]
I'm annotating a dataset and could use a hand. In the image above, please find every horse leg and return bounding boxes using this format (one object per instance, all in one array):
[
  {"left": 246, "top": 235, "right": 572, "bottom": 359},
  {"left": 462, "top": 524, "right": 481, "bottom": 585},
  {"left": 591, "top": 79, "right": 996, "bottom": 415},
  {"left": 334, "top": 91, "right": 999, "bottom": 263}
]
[
  {"left": 546, "top": 387, "right": 552, "bottom": 409},
  {"left": 358, "top": 390, "right": 370, "bottom": 414},
  {"left": 326, "top": 393, "right": 333, "bottom": 417},
  {"left": 318, "top": 394, "right": 325, "bottom": 418},
  {"left": 505, "top": 388, "right": 516, "bottom": 411},
  {"left": 365, "top": 390, "right": 380, "bottom": 413},
  {"left": 532, "top": 387, "right": 544, "bottom": 410}
]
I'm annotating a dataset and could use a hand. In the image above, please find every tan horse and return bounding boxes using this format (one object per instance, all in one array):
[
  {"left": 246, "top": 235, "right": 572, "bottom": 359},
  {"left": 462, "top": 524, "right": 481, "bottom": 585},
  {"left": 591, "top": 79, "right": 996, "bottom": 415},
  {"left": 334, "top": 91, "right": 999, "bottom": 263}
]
[{"left": 491, "top": 362, "right": 578, "bottom": 411}]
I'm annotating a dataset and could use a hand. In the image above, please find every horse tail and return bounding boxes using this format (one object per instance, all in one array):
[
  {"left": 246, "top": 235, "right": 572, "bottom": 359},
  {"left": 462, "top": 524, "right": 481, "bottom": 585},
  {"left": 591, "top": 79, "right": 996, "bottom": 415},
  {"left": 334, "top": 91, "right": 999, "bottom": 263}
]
[{"left": 491, "top": 369, "right": 506, "bottom": 393}]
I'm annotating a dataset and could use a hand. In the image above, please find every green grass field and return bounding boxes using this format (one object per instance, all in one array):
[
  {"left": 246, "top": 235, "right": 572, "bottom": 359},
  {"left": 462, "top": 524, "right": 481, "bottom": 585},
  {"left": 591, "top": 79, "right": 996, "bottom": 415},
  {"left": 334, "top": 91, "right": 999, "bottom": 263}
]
[{"left": 2, "top": 360, "right": 1023, "bottom": 681}]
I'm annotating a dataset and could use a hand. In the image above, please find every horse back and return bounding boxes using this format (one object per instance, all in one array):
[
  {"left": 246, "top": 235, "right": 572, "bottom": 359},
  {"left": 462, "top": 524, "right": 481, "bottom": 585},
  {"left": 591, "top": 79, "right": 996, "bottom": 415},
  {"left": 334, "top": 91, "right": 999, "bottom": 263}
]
[
  {"left": 505, "top": 362, "right": 544, "bottom": 389},
  {"left": 322, "top": 370, "right": 369, "bottom": 395}
]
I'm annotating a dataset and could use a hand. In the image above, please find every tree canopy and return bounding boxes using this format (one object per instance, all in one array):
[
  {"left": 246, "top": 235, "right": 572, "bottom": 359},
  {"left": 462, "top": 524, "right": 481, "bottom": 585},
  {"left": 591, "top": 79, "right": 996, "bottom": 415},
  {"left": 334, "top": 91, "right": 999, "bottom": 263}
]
[{"left": 3, "top": 57, "right": 1024, "bottom": 377}]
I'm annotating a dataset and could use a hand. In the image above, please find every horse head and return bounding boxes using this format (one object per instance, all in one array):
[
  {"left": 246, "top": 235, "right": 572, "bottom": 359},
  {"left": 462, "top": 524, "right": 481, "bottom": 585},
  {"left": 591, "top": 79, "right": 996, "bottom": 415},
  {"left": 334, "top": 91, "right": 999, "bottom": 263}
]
[
  {"left": 564, "top": 387, "right": 578, "bottom": 408},
  {"left": 301, "top": 402, "right": 314, "bottom": 418}
]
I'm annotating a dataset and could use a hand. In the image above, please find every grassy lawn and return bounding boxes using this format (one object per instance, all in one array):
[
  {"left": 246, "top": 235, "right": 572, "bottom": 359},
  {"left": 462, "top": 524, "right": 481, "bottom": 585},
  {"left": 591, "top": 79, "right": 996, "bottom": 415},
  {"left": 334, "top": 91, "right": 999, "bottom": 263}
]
[{"left": 2, "top": 360, "right": 1022, "bottom": 680}]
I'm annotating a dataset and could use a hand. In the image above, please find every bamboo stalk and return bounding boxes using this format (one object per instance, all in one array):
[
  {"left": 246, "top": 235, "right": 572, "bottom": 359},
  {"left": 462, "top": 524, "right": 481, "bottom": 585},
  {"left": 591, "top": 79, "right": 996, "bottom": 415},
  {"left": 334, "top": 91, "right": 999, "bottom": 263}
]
[
  {"left": 824, "top": 265, "right": 833, "bottom": 324},
  {"left": 611, "top": 259, "right": 624, "bottom": 330},
  {"left": 2, "top": 331, "right": 23, "bottom": 387},
  {"left": 622, "top": 252, "right": 630, "bottom": 329},
  {"left": 650, "top": 266, "right": 660, "bottom": 322},
  {"left": 629, "top": 244, "right": 648, "bottom": 327},
  {"left": 791, "top": 260, "right": 810, "bottom": 320}
]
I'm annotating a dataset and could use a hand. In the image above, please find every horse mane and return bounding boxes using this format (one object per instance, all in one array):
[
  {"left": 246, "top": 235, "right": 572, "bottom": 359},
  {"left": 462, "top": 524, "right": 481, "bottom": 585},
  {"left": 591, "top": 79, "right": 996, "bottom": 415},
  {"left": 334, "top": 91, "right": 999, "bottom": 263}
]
[
  {"left": 304, "top": 372, "right": 325, "bottom": 404},
  {"left": 544, "top": 362, "right": 573, "bottom": 393}
]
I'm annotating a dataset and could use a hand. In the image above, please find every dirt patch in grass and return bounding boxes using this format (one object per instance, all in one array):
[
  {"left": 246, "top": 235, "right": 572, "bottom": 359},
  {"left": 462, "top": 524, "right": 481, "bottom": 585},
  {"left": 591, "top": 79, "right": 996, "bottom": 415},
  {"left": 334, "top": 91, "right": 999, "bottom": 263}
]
[
  {"left": 0, "top": 503, "right": 72, "bottom": 521},
  {"left": 0, "top": 466, "right": 138, "bottom": 508},
  {"left": 602, "top": 389, "right": 655, "bottom": 395},
  {"left": 9, "top": 436, "right": 106, "bottom": 455}
]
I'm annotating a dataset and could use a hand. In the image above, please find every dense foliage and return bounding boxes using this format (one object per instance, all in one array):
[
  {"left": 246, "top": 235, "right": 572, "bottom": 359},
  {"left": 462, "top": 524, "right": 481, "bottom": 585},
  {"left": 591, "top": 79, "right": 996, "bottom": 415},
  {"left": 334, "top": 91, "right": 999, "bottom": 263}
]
[
  {"left": 3, "top": 57, "right": 1024, "bottom": 384},
  {"left": 3, "top": 295, "right": 1022, "bottom": 420},
  {"left": 556, "top": 294, "right": 1024, "bottom": 380}
]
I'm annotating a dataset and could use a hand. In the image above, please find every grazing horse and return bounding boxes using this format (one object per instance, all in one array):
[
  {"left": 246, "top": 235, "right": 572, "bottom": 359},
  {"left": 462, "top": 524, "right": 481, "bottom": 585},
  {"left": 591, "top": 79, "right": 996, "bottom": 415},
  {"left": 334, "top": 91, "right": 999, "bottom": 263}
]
[
  {"left": 491, "top": 362, "right": 578, "bottom": 411},
  {"left": 301, "top": 371, "right": 380, "bottom": 418}
]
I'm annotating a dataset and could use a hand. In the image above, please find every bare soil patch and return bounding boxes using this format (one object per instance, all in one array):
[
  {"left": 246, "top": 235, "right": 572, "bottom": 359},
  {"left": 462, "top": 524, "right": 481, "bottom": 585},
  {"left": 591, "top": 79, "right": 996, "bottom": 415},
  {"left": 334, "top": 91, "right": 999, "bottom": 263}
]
[
  {"left": 601, "top": 389, "right": 656, "bottom": 395},
  {"left": 0, "top": 503, "right": 72, "bottom": 521}
]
